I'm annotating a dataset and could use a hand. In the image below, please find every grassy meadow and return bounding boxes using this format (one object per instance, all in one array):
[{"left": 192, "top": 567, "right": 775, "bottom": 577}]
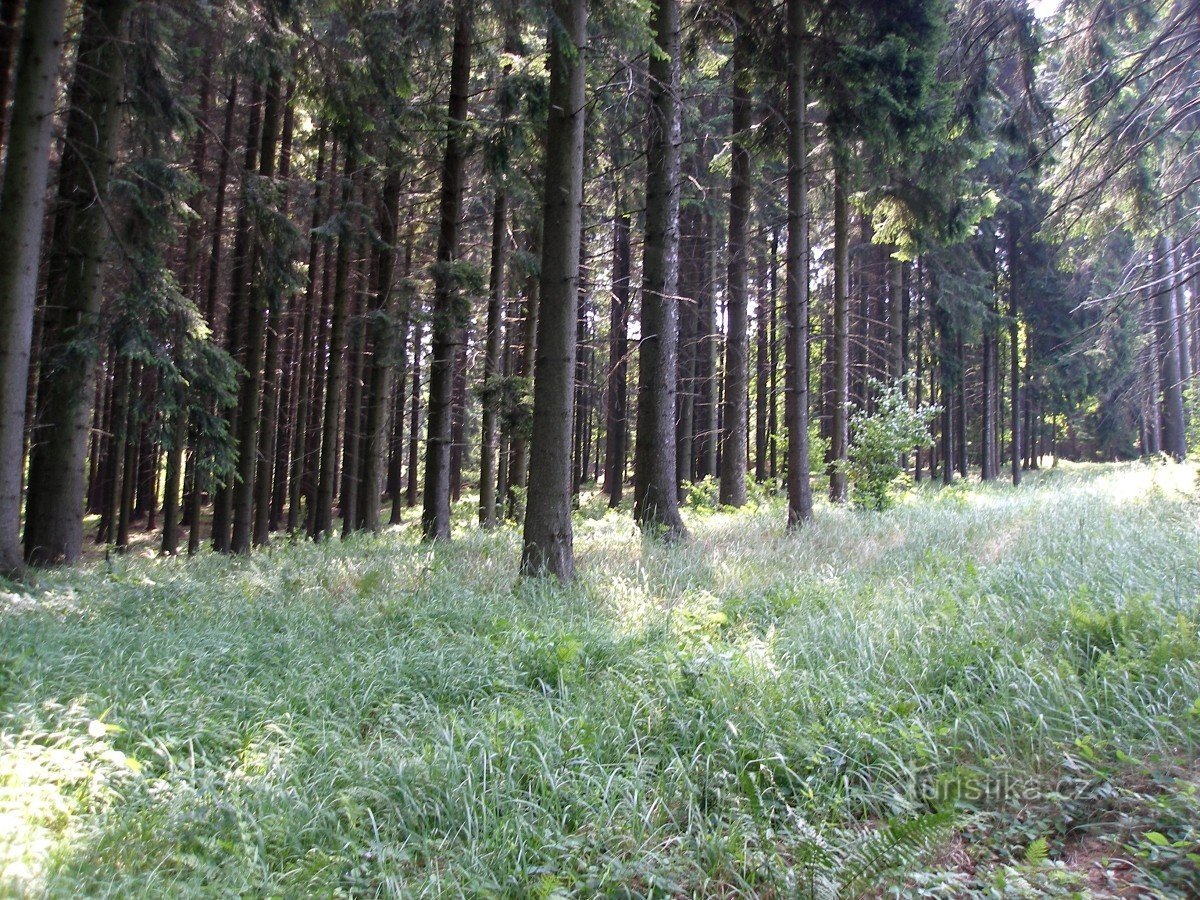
[{"left": 2, "top": 461, "right": 1199, "bottom": 897}]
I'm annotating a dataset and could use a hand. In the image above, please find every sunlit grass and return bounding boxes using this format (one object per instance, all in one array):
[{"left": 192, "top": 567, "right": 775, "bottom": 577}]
[{"left": 2, "top": 461, "right": 1199, "bottom": 896}]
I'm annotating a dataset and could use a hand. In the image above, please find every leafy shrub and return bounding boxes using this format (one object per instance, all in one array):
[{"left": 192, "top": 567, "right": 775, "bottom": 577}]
[{"left": 847, "top": 379, "right": 939, "bottom": 510}]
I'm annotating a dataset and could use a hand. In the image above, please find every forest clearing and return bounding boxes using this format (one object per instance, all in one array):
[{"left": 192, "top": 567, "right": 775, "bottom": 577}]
[{"left": 3, "top": 462, "right": 1199, "bottom": 897}]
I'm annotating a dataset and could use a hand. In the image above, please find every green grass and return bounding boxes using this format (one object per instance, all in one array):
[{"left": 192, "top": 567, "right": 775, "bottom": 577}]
[{"left": 2, "top": 462, "right": 1199, "bottom": 897}]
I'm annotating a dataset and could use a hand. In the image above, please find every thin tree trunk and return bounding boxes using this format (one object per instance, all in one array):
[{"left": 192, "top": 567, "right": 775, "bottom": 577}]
[
  {"left": 521, "top": 0, "right": 587, "bottom": 578},
  {"left": 0, "top": 0, "right": 66, "bottom": 575},
  {"left": 253, "top": 80, "right": 294, "bottom": 546},
  {"left": 24, "top": 0, "right": 132, "bottom": 567},
  {"left": 719, "top": 22, "right": 751, "bottom": 508},
  {"left": 406, "top": 312, "right": 424, "bottom": 508},
  {"left": 480, "top": 188, "right": 509, "bottom": 526},
  {"left": 633, "top": 0, "right": 686, "bottom": 538},
  {"left": 286, "top": 131, "right": 327, "bottom": 533},
  {"left": 784, "top": 4, "right": 812, "bottom": 527},
  {"left": 1157, "top": 235, "right": 1187, "bottom": 460},
  {"left": 829, "top": 153, "right": 850, "bottom": 502},
  {"left": 311, "top": 147, "right": 358, "bottom": 539},
  {"left": 358, "top": 169, "right": 403, "bottom": 533},
  {"left": 212, "top": 80, "right": 264, "bottom": 552},
  {"left": 605, "top": 213, "right": 630, "bottom": 506},
  {"left": 230, "top": 71, "right": 283, "bottom": 553},
  {"left": 422, "top": 2, "right": 473, "bottom": 541}
]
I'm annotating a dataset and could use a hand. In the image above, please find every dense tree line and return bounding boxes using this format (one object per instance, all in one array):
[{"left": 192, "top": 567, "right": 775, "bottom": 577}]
[{"left": 0, "top": 0, "right": 1196, "bottom": 579}]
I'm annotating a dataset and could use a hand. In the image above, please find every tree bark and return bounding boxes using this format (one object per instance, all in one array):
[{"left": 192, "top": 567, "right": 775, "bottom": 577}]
[
  {"left": 311, "top": 147, "right": 358, "bottom": 539},
  {"left": 520, "top": 0, "right": 587, "bottom": 578},
  {"left": 358, "top": 168, "right": 403, "bottom": 532},
  {"left": 24, "top": 0, "right": 132, "bottom": 567},
  {"left": 829, "top": 153, "right": 850, "bottom": 502},
  {"left": 1157, "top": 235, "right": 1187, "bottom": 460},
  {"left": 480, "top": 188, "right": 509, "bottom": 526},
  {"left": 422, "top": 2, "right": 474, "bottom": 541},
  {"left": 605, "top": 213, "right": 630, "bottom": 506},
  {"left": 784, "top": 1, "right": 812, "bottom": 527},
  {"left": 633, "top": 0, "right": 686, "bottom": 538},
  {"left": 286, "top": 130, "right": 327, "bottom": 533},
  {"left": 719, "top": 21, "right": 751, "bottom": 508},
  {"left": 0, "top": 0, "right": 66, "bottom": 575}
]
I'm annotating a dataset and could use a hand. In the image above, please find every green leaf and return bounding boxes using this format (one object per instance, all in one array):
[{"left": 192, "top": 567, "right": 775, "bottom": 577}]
[{"left": 1025, "top": 837, "right": 1049, "bottom": 865}]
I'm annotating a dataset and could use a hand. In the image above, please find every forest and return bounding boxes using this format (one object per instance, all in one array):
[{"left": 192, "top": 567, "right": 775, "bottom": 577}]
[{"left": 1, "top": 0, "right": 1199, "bottom": 895}]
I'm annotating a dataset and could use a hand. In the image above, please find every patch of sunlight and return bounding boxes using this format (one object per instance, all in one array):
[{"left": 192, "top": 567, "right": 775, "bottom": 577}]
[{"left": 0, "top": 703, "right": 139, "bottom": 893}]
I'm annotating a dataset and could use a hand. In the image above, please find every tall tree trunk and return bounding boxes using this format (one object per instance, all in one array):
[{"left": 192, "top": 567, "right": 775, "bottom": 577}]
[
  {"left": 358, "top": 168, "right": 403, "bottom": 533},
  {"left": 406, "top": 311, "right": 424, "bottom": 508},
  {"left": 719, "top": 21, "right": 751, "bottom": 508},
  {"left": 480, "top": 189, "right": 509, "bottom": 525},
  {"left": 0, "top": 0, "right": 66, "bottom": 575},
  {"left": 633, "top": 0, "right": 686, "bottom": 538},
  {"left": 605, "top": 212, "right": 630, "bottom": 506},
  {"left": 1157, "top": 235, "right": 1187, "bottom": 460},
  {"left": 755, "top": 250, "right": 769, "bottom": 483},
  {"left": 422, "top": 2, "right": 473, "bottom": 540},
  {"left": 339, "top": 247, "right": 367, "bottom": 535},
  {"left": 386, "top": 235, "right": 413, "bottom": 525},
  {"left": 231, "top": 70, "right": 283, "bottom": 554},
  {"left": 1008, "top": 216, "right": 1021, "bottom": 485},
  {"left": 286, "top": 130, "right": 327, "bottom": 533},
  {"left": 24, "top": 0, "right": 131, "bottom": 567},
  {"left": 828, "top": 152, "right": 850, "bottom": 502},
  {"left": 695, "top": 212, "right": 718, "bottom": 479},
  {"left": 311, "top": 147, "right": 358, "bottom": 539},
  {"left": 521, "top": 0, "right": 587, "bottom": 578},
  {"left": 253, "top": 80, "right": 294, "bottom": 546},
  {"left": 212, "top": 80, "right": 264, "bottom": 552},
  {"left": 784, "top": 2, "right": 812, "bottom": 527},
  {"left": 675, "top": 203, "right": 700, "bottom": 494},
  {"left": 956, "top": 330, "right": 968, "bottom": 477}
]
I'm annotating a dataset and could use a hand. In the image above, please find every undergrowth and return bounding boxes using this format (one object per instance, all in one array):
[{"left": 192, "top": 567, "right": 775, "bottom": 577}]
[{"left": 2, "top": 461, "right": 1198, "bottom": 897}]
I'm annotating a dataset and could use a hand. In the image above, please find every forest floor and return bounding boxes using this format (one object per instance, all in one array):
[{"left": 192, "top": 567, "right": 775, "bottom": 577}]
[{"left": 2, "top": 461, "right": 1199, "bottom": 897}]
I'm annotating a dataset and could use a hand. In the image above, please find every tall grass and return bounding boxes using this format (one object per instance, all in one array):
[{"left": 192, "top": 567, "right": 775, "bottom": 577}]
[{"left": 2, "top": 462, "right": 1198, "bottom": 896}]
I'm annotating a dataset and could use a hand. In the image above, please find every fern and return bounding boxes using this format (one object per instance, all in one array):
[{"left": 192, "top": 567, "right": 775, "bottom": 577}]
[
  {"left": 1025, "top": 836, "right": 1049, "bottom": 865},
  {"left": 794, "top": 809, "right": 956, "bottom": 900}
]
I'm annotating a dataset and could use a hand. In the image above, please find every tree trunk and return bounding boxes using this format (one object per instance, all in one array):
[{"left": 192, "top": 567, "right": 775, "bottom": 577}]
[
  {"left": 829, "top": 153, "right": 850, "bottom": 502},
  {"left": 1157, "top": 235, "right": 1187, "bottom": 460},
  {"left": 480, "top": 188, "right": 509, "bottom": 525},
  {"left": 676, "top": 203, "right": 700, "bottom": 494},
  {"left": 719, "top": 22, "right": 751, "bottom": 508},
  {"left": 0, "top": 0, "right": 66, "bottom": 575},
  {"left": 285, "top": 131, "right": 327, "bottom": 532},
  {"left": 24, "top": 0, "right": 131, "bottom": 567},
  {"left": 405, "top": 311, "right": 424, "bottom": 508},
  {"left": 520, "top": 0, "right": 587, "bottom": 578},
  {"left": 695, "top": 212, "right": 718, "bottom": 479},
  {"left": 358, "top": 168, "right": 403, "bottom": 533},
  {"left": 633, "top": 0, "right": 686, "bottom": 538},
  {"left": 1008, "top": 216, "right": 1021, "bottom": 485},
  {"left": 605, "top": 213, "right": 630, "bottom": 506},
  {"left": 784, "top": 2, "right": 812, "bottom": 527},
  {"left": 311, "top": 147, "right": 358, "bottom": 539},
  {"left": 212, "top": 80, "right": 264, "bottom": 552},
  {"left": 231, "top": 71, "right": 283, "bottom": 554},
  {"left": 422, "top": 2, "right": 473, "bottom": 541},
  {"left": 254, "top": 83, "right": 296, "bottom": 544},
  {"left": 755, "top": 250, "right": 769, "bottom": 483}
]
